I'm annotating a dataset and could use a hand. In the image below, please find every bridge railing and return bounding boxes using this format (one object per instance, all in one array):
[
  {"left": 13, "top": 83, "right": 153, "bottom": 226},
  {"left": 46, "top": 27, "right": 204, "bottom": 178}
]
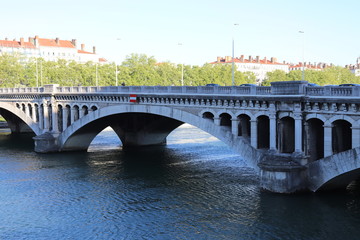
[
  {"left": 1, "top": 83, "right": 360, "bottom": 97},
  {"left": 306, "top": 85, "right": 360, "bottom": 97}
]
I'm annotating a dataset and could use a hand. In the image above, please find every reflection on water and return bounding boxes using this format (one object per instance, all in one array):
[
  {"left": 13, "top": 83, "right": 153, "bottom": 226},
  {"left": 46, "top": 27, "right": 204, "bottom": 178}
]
[{"left": 1, "top": 124, "right": 360, "bottom": 239}]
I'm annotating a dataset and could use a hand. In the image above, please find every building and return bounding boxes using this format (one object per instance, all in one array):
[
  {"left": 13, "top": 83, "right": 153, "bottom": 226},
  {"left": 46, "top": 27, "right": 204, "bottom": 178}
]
[
  {"left": 0, "top": 35, "right": 107, "bottom": 63},
  {"left": 346, "top": 57, "right": 360, "bottom": 77},
  {"left": 289, "top": 62, "right": 329, "bottom": 71},
  {"left": 211, "top": 55, "right": 290, "bottom": 84}
]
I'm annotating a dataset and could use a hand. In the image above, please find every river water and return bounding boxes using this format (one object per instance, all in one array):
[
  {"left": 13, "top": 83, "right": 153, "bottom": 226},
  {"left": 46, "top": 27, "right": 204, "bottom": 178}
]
[{"left": 1, "top": 124, "right": 360, "bottom": 239}]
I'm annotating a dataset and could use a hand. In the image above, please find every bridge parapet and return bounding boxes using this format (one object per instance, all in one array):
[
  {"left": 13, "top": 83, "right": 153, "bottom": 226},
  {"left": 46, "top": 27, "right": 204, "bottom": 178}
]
[{"left": 0, "top": 82, "right": 360, "bottom": 97}]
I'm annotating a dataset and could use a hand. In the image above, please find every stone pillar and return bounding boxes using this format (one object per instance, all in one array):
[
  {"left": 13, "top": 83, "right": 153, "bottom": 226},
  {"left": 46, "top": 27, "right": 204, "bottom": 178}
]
[
  {"left": 324, "top": 124, "right": 333, "bottom": 157},
  {"left": 39, "top": 103, "right": 44, "bottom": 129},
  {"left": 71, "top": 106, "right": 76, "bottom": 124},
  {"left": 25, "top": 104, "right": 30, "bottom": 118},
  {"left": 51, "top": 98, "right": 59, "bottom": 133},
  {"left": 32, "top": 105, "right": 37, "bottom": 122},
  {"left": 79, "top": 107, "right": 85, "bottom": 119},
  {"left": 43, "top": 100, "right": 50, "bottom": 132},
  {"left": 250, "top": 119, "right": 258, "bottom": 149},
  {"left": 231, "top": 118, "right": 239, "bottom": 135},
  {"left": 351, "top": 125, "right": 360, "bottom": 149},
  {"left": 62, "top": 107, "right": 69, "bottom": 132},
  {"left": 269, "top": 114, "right": 277, "bottom": 150},
  {"left": 214, "top": 117, "right": 220, "bottom": 126},
  {"left": 294, "top": 113, "right": 303, "bottom": 153}
]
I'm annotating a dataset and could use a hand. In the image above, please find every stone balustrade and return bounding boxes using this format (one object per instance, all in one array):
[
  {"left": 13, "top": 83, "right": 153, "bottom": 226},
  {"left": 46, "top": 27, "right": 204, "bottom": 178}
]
[{"left": 0, "top": 81, "right": 359, "bottom": 97}]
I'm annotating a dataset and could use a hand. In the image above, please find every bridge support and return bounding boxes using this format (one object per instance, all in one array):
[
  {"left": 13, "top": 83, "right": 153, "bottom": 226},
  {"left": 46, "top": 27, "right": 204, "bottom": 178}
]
[
  {"left": 33, "top": 133, "right": 60, "bottom": 153},
  {"left": 258, "top": 153, "right": 308, "bottom": 193}
]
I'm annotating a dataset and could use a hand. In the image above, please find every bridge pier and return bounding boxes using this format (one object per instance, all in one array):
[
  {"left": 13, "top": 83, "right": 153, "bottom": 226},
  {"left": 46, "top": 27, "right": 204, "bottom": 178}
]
[
  {"left": 33, "top": 132, "right": 60, "bottom": 153},
  {"left": 258, "top": 153, "right": 308, "bottom": 193}
]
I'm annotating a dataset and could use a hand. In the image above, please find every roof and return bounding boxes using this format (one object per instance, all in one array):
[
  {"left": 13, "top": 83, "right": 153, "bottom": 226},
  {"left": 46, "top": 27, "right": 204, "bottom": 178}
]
[
  {"left": 211, "top": 57, "right": 289, "bottom": 66},
  {"left": 78, "top": 49, "right": 94, "bottom": 54},
  {"left": 38, "top": 38, "right": 75, "bottom": 48},
  {"left": 0, "top": 40, "right": 36, "bottom": 49}
]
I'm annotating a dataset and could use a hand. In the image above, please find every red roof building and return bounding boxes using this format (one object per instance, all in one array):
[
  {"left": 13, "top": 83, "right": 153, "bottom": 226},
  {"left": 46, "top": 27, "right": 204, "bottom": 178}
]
[
  {"left": 0, "top": 35, "right": 107, "bottom": 63},
  {"left": 211, "top": 55, "right": 290, "bottom": 84}
]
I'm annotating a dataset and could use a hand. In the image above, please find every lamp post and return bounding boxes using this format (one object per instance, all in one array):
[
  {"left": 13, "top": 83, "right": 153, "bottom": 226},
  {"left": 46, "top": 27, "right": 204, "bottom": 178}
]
[
  {"left": 299, "top": 30, "right": 305, "bottom": 81},
  {"left": 115, "top": 38, "right": 121, "bottom": 86},
  {"left": 232, "top": 23, "right": 239, "bottom": 86},
  {"left": 178, "top": 43, "right": 184, "bottom": 86}
]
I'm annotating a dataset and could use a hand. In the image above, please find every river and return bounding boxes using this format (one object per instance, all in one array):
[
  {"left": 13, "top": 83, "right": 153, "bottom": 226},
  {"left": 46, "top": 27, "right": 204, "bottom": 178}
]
[{"left": 1, "top": 124, "right": 360, "bottom": 239}]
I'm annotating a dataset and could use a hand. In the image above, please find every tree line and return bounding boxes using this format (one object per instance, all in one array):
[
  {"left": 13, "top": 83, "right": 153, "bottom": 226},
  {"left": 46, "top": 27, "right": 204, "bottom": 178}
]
[
  {"left": 0, "top": 53, "right": 256, "bottom": 87},
  {"left": 0, "top": 53, "right": 358, "bottom": 87},
  {"left": 263, "top": 67, "right": 360, "bottom": 86}
]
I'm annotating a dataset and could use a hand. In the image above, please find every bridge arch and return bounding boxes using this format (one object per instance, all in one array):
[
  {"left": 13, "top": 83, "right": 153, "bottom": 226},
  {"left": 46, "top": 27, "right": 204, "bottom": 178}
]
[
  {"left": 305, "top": 113, "right": 327, "bottom": 123},
  {"left": 278, "top": 116, "right": 295, "bottom": 153},
  {"left": 305, "top": 118, "right": 324, "bottom": 162},
  {"left": 200, "top": 109, "right": 216, "bottom": 122},
  {"left": 0, "top": 102, "right": 40, "bottom": 135},
  {"left": 237, "top": 114, "right": 251, "bottom": 140},
  {"left": 257, "top": 115, "right": 270, "bottom": 149},
  {"left": 332, "top": 119, "right": 352, "bottom": 154},
  {"left": 59, "top": 104, "right": 261, "bottom": 168},
  {"left": 219, "top": 112, "right": 232, "bottom": 128}
]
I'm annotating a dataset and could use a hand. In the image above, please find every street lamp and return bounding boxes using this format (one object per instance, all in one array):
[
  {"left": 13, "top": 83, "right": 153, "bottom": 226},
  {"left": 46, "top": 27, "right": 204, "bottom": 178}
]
[
  {"left": 115, "top": 38, "right": 121, "bottom": 86},
  {"left": 299, "top": 30, "right": 305, "bottom": 81},
  {"left": 232, "top": 23, "right": 239, "bottom": 86},
  {"left": 178, "top": 43, "right": 184, "bottom": 86}
]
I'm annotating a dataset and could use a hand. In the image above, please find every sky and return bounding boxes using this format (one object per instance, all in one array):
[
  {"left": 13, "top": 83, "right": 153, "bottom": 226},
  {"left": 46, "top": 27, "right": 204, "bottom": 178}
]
[{"left": 1, "top": 0, "right": 359, "bottom": 66}]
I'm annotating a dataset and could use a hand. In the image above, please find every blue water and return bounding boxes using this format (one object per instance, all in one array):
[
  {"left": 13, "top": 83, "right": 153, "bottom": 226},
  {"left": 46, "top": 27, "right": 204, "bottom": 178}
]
[{"left": 1, "top": 125, "right": 360, "bottom": 239}]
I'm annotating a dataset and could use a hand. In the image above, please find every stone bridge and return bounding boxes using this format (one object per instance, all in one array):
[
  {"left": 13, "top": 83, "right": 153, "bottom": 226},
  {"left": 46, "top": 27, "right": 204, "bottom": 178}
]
[{"left": 1, "top": 81, "right": 360, "bottom": 193}]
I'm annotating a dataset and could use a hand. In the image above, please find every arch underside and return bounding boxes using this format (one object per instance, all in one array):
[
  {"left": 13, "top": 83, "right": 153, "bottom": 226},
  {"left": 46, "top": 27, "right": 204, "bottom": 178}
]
[
  {"left": 0, "top": 108, "right": 35, "bottom": 135},
  {"left": 317, "top": 168, "right": 360, "bottom": 191},
  {"left": 61, "top": 113, "right": 184, "bottom": 151}
]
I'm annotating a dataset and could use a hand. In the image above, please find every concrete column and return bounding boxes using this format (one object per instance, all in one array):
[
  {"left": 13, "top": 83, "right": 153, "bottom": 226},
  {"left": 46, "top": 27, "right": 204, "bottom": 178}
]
[
  {"left": 79, "top": 107, "right": 85, "bottom": 119},
  {"left": 231, "top": 118, "right": 239, "bottom": 135},
  {"left": 324, "top": 124, "right": 333, "bottom": 157},
  {"left": 38, "top": 103, "right": 44, "bottom": 129},
  {"left": 250, "top": 119, "right": 258, "bottom": 149},
  {"left": 351, "top": 126, "right": 360, "bottom": 149},
  {"left": 71, "top": 107, "right": 76, "bottom": 124},
  {"left": 51, "top": 102, "right": 59, "bottom": 133},
  {"left": 269, "top": 115, "right": 277, "bottom": 150},
  {"left": 214, "top": 117, "right": 220, "bottom": 126},
  {"left": 43, "top": 101, "right": 50, "bottom": 131},
  {"left": 32, "top": 105, "right": 37, "bottom": 122},
  {"left": 294, "top": 113, "right": 303, "bottom": 152},
  {"left": 25, "top": 104, "right": 30, "bottom": 118},
  {"left": 62, "top": 107, "right": 69, "bottom": 132}
]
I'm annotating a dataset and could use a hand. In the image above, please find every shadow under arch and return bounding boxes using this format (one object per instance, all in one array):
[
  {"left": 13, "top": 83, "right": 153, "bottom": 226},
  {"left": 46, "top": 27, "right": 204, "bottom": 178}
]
[
  {"left": 59, "top": 105, "right": 262, "bottom": 169},
  {"left": 61, "top": 112, "right": 183, "bottom": 151},
  {"left": 0, "top": 106, "right": 38, "bottom": 135}
]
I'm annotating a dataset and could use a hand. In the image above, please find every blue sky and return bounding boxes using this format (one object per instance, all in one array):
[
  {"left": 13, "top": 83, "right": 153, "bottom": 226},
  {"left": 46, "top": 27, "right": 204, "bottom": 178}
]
[{"left": 1, "top": 0, "right": 359, "bottom": 66}]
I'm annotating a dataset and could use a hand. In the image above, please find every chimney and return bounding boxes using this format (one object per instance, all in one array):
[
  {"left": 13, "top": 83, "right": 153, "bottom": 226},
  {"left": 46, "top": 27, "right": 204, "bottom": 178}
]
[
  {"left": 225, "top": 56, "right": 232, "bottom": 62},
  {"left": 93, "top": 46, "right": 96, "bottom": 54},
  {"left": 263, "top": 57, "right": 267, "bottom": 63},
  {"left": 71, "top": 39, "right": 77, "bottom": 47},
  {"left": 240, "top": 55, "right": 244, "bottom": 62},
  {"left": 81, "top": 43, "right": 85, "bottom": 51},
  {"left": 34, "top": 35, "right": 39, "bottom": 47},
  {"left": 55, "top": 37, "right": 60, "bottom": 45},
  {"left": 256, "top": 56, "right": 260, "bottom": 63},
  {"left": 5, "top": 37, "right": 8, "bottom": 41},
  {"left": 20, "top": 37, "right": 24, "bottom": 46},
  {"left": 249, "top": 55, "right": 253, "bottom": 62},
  {"left": 216, "top": 56, "right": 221, "bottom": 63},
  {"left": 271, "top": 57, "right": 275, "bottom": 63}
]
